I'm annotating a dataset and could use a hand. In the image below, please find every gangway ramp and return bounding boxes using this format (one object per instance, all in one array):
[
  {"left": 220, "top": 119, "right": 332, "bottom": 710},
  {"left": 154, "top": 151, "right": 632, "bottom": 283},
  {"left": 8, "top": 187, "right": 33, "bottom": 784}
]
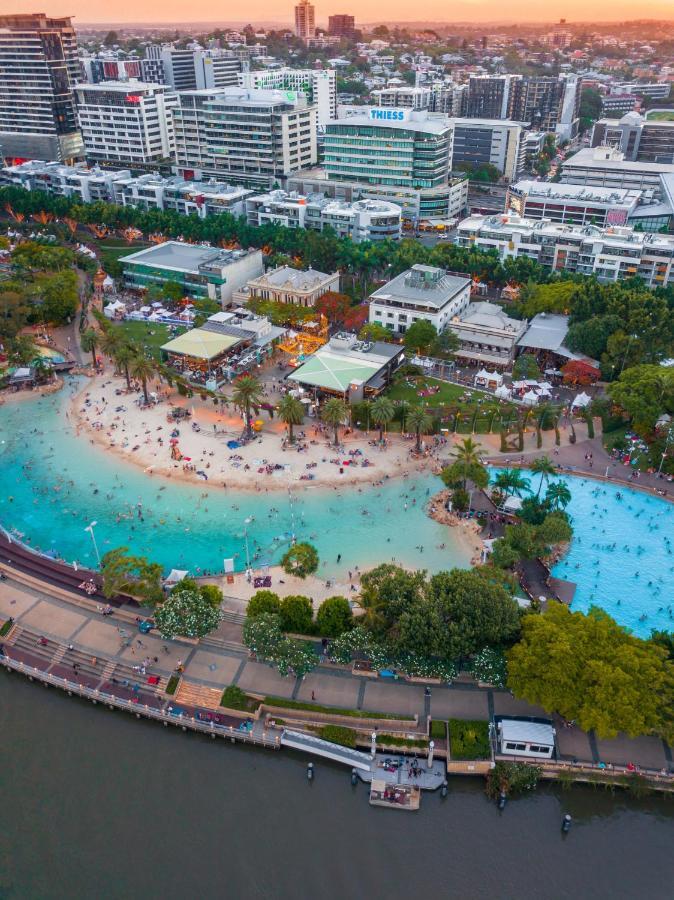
[{"left": 280, "top": 729, "right": 373, "bottom": 771}]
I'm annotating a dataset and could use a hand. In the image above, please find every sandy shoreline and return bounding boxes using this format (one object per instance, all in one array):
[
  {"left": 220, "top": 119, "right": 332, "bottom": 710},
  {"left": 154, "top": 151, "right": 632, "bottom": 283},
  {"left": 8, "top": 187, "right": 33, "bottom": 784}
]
[{"left": 70, "top": 372, "right": 447, "bottom": 494}]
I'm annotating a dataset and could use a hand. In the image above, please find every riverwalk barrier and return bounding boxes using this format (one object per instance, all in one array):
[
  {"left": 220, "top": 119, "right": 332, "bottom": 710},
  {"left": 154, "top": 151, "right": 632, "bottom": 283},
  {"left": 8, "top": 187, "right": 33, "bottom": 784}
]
[{"left": 1, "top": 653, "right": 282, "bottom": 750}]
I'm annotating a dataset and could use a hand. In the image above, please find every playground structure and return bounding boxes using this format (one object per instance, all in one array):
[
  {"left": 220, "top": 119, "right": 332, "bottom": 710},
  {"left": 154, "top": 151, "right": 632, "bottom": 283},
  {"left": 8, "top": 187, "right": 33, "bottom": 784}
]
[{"left": 277, "top": 314, "right": 329, "bottom": 367}]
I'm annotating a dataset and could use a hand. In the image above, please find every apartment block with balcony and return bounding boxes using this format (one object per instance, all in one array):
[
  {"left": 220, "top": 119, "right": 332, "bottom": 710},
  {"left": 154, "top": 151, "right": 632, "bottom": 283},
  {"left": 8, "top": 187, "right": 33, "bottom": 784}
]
[{"left": 455, "top": 213, "right": 674, "bottom": 288}]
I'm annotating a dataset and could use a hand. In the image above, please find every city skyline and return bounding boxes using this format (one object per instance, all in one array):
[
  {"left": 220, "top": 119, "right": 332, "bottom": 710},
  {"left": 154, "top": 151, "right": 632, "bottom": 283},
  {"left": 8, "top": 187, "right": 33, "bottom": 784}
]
[{"left": 3, "top": 1, "right": 674, "bottom": 26}]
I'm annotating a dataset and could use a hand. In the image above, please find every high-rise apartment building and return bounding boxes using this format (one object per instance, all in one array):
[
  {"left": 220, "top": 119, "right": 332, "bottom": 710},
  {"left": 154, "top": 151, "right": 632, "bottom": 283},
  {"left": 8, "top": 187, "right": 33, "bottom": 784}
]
[
  {"left": 75, "top": 82, "right": 177, "bottom": 168},
  {"left": 328, "top": 15, "right": 356, "bottom": 39},
  {"left": 294, "top": 1, "right": 316, "bottom": 42},
  {"left": 0, "top": 12, "right": 83, "bottom": 162},
  {"left": 465, "top": 75, "right": 515, "bottom": 120},
  {"left": 172, "top": 87, "right": 318, "bottom": 189},
  {"left": 591, "top": 113, "right": 674, "bottom": 165},
  {"left": 156, "top": 47, "right": 243, "bottom": 91}
]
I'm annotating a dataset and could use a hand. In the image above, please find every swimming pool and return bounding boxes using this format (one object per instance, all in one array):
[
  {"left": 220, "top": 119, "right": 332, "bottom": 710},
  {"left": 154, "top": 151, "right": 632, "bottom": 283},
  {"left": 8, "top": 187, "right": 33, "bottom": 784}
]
[{"left": 0, "top": 380, "right": 671, "bottom": 638}]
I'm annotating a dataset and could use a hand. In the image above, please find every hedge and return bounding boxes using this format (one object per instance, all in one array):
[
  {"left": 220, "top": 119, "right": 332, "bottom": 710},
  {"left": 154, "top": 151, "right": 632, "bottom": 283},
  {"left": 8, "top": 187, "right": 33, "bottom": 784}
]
[
  {"left": 448, "top": 719, "right": 491, "bottom": 760},
  {"left": 319, "top": 725, "right": 357, "bottom": 748},
  {"left": 264, "top": 696, "right": 414, "bottom": 720}
]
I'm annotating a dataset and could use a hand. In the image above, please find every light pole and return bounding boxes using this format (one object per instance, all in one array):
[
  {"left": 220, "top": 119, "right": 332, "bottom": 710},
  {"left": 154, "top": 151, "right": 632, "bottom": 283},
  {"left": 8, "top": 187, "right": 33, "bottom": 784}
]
[
  {"left": 84, "top": 521, "right": 100, "bottom": 566},
  {"left": 243, "top": 516, "right": 252, "bottom": 581},
  {"left": 657, "top": 423, "right": 674, "bottom": 475}
]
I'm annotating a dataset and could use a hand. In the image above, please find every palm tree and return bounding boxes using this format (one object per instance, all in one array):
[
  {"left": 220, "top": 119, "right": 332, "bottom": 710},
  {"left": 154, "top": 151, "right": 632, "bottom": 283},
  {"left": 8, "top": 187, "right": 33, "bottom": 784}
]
[
  {"left": 114, "top": 344, "right": 134, "bottom": 390},
  {"left": 277, "top": 393, "right": 305, "bottom": 444},
  {"left": 493, "top": 468, "right": 531, "bottom": 498},
  {"left": 231, "top": 374, "right": 264, "bottom": 439},
  {"left": 80, "top": 328, "right": 99, "bottom": 367},
  {"left": 449, "top": 436, "right": 484, "bottom": 488},
  {"left": 407, "top": 406, "right": 433, "bottom": 453},
  {"left": 370, "top": 396, "right": 395, "bottom": 442},
  {"left": 129, "top": 353, "right": 155, "bottom": 404},
  {"left": 531, "top": 455, "right": 557, "bottom": 498},
  {"left": 321, "top": 397, "right": 349, "bottom": 447},
  {"left": 545, "top": 480, "right": 572, "bottom": 510}
]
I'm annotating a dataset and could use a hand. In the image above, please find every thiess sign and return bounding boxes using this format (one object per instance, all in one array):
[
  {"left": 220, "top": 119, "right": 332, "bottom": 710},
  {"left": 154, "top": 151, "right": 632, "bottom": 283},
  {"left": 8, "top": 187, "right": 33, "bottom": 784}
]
[{"left": 368, "top": 108, "right": 408, "bottom": 121}]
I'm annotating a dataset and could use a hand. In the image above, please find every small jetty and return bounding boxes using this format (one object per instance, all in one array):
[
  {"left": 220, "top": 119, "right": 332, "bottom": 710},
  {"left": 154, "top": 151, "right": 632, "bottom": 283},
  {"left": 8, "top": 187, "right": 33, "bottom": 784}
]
[{"left": 369, "top": 779, "right": 420, "bottom": 811}]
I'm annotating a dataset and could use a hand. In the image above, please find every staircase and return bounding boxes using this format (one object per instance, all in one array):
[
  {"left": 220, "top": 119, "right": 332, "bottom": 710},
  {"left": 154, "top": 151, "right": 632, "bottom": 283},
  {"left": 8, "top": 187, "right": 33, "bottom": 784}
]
[{"left": 174, "top": 680, "right": 223, "bottom": 710}]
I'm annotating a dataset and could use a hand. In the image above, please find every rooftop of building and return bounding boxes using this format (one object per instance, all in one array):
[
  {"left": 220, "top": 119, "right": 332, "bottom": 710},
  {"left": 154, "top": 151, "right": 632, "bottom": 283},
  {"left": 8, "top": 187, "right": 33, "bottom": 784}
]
[
  {"left": 120, "top": 241, "right": 257, "bottom": 273},
  {"left": 371, "top": 264, "right": 471, "bottom": 309},
  {"left": 287, "top": 333, "right": 401, "bottom": 392},
  {"left": 510, "top": 179, "right": 642, "bottom": 204},
  {"left": 75, "top": 80, "right": 169, "bottom": 93},
  {"left": 456, "top": 300, "right": 527, "bottom": 334},
  {"left": 326, "top": 111, "right": 452, "bottom": 136},
  {"left": 247, "top": 265, "right": 337, "bottom": 291},
  {"left": 161, "top": 328, "right": 242, "bottom": 360},
  {"left": 562, "top": 146, "right": 674, "bottom": 174}
]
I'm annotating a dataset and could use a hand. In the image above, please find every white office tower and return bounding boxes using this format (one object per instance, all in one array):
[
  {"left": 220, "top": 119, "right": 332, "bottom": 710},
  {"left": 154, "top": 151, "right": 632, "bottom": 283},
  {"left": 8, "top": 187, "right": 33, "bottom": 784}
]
[
  {"left": 294, "top": 0, "right": 316, "bottom": 42},
  {"left": 75, "top": 82, "right": 177, "bottom": 167}
]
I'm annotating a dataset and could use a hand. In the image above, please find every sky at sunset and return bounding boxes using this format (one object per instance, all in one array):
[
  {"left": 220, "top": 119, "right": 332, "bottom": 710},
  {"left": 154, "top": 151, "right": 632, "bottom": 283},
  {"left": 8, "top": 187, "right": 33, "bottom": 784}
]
[{"left": 4, "top": 1, "right": 674, "bottom": 26}]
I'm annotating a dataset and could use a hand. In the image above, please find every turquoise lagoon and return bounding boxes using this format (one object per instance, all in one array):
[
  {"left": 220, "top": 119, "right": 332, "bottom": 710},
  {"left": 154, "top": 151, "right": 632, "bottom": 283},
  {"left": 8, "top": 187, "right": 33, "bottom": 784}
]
[{"left": 0, "top": 379, "right": 672, "bottom": 638}]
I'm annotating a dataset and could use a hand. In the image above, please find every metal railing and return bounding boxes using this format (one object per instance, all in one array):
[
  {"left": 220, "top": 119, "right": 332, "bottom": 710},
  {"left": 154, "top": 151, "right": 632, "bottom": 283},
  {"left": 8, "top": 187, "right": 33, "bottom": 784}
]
[{"left": 1, "top": 655, "right": 281, "bottom": 749}]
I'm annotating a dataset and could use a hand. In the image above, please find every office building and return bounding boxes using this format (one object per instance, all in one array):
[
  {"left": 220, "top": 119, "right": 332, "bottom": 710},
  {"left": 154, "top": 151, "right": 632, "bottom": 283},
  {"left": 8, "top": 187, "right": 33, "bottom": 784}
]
[
  {"left": 120, "top": 242, "right": 264, "bottom": 306},
  {"left": 287, "top": 168, "right": 468, "bottom": 224},
  {"left": 368, "top": 264, "right": 471, "bottom": 336},
  {"left": 371, "top": 86, "right": 432, "bottom": 111},
  {"left": 294, "top": 0, "right": 316, "bottom": 42},
  {"left": 328, "top": 15, "right": 356, "bottom": 39},
  {"left": 245, "top": 189, "right": 402, "bottom": 241},
  {"left": 455, "top": 213, "right": 674, "bottom": 288},
  {"left": 506, "top": 180, "right": 645, "bottom": 228},
  {"left": 600, "top": 94, "right": 638, "bottom": 118},
  {"left": 172, "top": 87, "right": 318, "bottom": 189},
  {"left": 324, "top": 109, "right": 453, "bottom": 190},
  {"left": 239, "top": 68, "right": 336, "bottom": 121},
  {"left": 561, "top": 146, "right": 674, "bottom": 194},
  {"left": 611, "top": 82, "right": 671, "bottom": 101},
  {"left": 591, "top": 113, "right": 674, "bottom": 164},
  {"left": 75, "top": 82, "right": 178, "bottom": 168},
  {"left": 451, "top": 118, "right": 525, "bottom": 182},
  {"left": 233, "top": 265, "right": 340, "bottom": 307},
  {"left": 0, "top": 12, "right": 83, "bottom": 162}
]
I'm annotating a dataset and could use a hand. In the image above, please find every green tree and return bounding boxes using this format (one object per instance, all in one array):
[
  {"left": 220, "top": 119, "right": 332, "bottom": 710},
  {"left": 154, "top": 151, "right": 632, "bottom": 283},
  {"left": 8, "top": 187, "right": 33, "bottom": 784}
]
[
  {"left": 321, "top": 397, "right": 349, "bottom": 447},
  {"left": 155, "top": 585, "right": 221, "bottom": 639},
  {"left": 403, "top": 320, "right": 438, "bottom": 356},
  {"left": 370, "top": 396, "right": 395, "bottom": 441},
  {"left": 0, "top": 289, "right": 30, "bottom": 339},
  {"left": 358, "top": 322, "right": 393, "bottom": 342},
  {"left": 315, "top": 596, "right": 353, "bottom": 637},
  {"left": 277, "top": 393, "right": 305, "bottom": 443},
  {"left": 247, "top": 589, "right": 281, "bottom": 619},
  {"left": 493, "top": 468, "right": 531, "bottom": 498},
  {"left": 113, "top": 343, "right": 134, "bottom": 390},
  {"left": 81, "top": 328, "right": 99, "bottom": 367},
  {"left": 279, "top": 594, "right": 314, "bottom": 634},
  {"left": 429, "top": 569, "right": 521, "bottom": 661},
  {"left": 508, "top": 603, "right": 674, "bottom": 742},
  {"left": 280, "top": 542, "right": 319, "bottom": 579},
  {"left": 443, "top": 437, "right": 488, "bottom": 489},
  {"left": 544, "top": 481, "right": 572, "bottom": 510},
  {"left": 99, "top": 546, "right": 163, "bottom": 604},
  {"left": 358, "top": 563, "right": 426, "bottom": 639},
  {"left": 531, "top": 455, "right": 556, "bottom": 498},
  {"left": 608, "top": 365, "right": 674, "bottom": 436},
  {"left": 199, "top": 583, "right": 223, "bottom": 608},
  {"left": 231, "top": 374, "right": 264, "bottom": 439},
  {"left": 512, "top": 353, "right": 540, "bottom": 380},
  {"left": 129, "top": 353, "right": 155, "bottom": 403},
  {"left": 162, "top": 280, "right": 184, "bottom": 302},
  {"left": 407, "top": 405, "right": 433, "bottom": 452}
]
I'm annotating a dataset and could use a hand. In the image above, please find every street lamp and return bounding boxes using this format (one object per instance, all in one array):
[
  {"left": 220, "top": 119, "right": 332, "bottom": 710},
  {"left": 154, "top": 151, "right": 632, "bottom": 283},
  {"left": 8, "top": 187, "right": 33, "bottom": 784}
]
[
  {"left": 657, "top": 423, "right": 674, "bottom": 475},
  {"left": 243, "top": 517, "right": 252, "bottom": 581},
  {"left": 84, "top": 521, "right": 100, "bottom": 566}
]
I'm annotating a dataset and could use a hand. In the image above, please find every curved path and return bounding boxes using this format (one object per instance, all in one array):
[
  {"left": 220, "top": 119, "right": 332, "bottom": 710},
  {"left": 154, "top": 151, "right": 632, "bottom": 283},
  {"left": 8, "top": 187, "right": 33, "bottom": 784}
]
[{"left": 1, "top": 564, "right": 672, "bottom": 779}]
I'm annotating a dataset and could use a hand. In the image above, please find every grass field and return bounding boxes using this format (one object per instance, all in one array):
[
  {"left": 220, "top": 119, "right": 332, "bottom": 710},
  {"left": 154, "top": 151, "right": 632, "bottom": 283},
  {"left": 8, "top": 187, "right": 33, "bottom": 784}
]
[
  {"left": 111, "top": 320, "right": 184, "bottom": 358},
  {"left": 385, "top": 375, "right": 480, "bottom": 406}
]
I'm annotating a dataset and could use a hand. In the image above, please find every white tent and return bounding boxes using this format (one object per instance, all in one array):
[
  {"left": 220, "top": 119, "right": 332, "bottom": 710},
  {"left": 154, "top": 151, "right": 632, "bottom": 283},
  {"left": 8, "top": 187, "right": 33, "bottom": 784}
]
[
  {"left": 522, "top": 390, "right": 539, "bottom": 406},
  {"left": 164, "top": 568, "right": 188, "bottom": 586},
  {"left": 140, "top": 305, "right": 151, "bottom": 313},
  {"left": 494, "top": 384, "right": 512, "bottom": 399},
  {"left": 103, "top": 299, "right": 126, "bottom": 318},
  {"left": 572, "top": 391, "right": 592, "bottom": 408}
]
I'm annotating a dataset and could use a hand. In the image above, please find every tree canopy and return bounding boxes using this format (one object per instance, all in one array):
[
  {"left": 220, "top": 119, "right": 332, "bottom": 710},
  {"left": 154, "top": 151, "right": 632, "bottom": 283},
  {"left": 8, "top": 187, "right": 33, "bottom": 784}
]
[{"left": 508, "top": 603, "right": 674, "bottom": 742}]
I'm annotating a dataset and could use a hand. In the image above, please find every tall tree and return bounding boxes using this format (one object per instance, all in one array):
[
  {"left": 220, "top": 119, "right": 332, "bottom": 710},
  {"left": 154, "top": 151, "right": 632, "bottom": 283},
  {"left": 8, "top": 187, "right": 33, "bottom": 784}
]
[
  {"left": 321, "top": 397, "right": 349, "bottom": 447},
  {"left": 231, "top": 374, "right": 264, "bottom": 439},
  {"left": 370, "top": 396, "right": 395, "bottom": 441},
  {"left": 531, "top": 455, "right": 556, "bottom": 498},
  {"left": 407, "top": 405, "right": 433, "bottom": 452},
  {"left": 277, "top": 393, "right": 305, "bottom": 444},
  {"left": 129, "top": 353, "right": 155, "bottom": 404},
  {"left": 80, "top": 328, "right": 99, "bottom": 367}
]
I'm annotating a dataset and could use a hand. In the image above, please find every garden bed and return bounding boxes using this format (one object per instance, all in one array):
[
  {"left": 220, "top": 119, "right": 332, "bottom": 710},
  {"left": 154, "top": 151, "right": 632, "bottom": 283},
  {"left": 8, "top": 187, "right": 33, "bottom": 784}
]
[{"left": 447, "top": 719, "right": 491, "bottom": 761}]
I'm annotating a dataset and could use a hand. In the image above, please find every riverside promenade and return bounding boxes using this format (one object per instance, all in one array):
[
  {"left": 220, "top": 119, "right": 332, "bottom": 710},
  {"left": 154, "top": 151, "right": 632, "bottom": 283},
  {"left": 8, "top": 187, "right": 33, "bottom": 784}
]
[{"left": 1, "top": 568, "right": 672, "bottom": 779}]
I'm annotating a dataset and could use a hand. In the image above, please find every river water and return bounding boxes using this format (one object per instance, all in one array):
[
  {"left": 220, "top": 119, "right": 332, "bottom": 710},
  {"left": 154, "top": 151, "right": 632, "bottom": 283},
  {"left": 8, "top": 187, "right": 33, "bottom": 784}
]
[{"left": 2, "top": 673, "right": 672, "bottom": 900}]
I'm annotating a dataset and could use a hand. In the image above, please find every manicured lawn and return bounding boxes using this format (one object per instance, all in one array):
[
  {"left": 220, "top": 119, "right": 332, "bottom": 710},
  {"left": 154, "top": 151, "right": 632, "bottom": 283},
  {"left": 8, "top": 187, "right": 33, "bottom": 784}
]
[
  {"left": 385, "top": 375, "right": 479, "bottom": 406},
  {"left": 646, "top": 110, "right": 674, "bottom": 121},
  {"left": 111, "top": 320, "right": 184, "bottom": 358}
]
